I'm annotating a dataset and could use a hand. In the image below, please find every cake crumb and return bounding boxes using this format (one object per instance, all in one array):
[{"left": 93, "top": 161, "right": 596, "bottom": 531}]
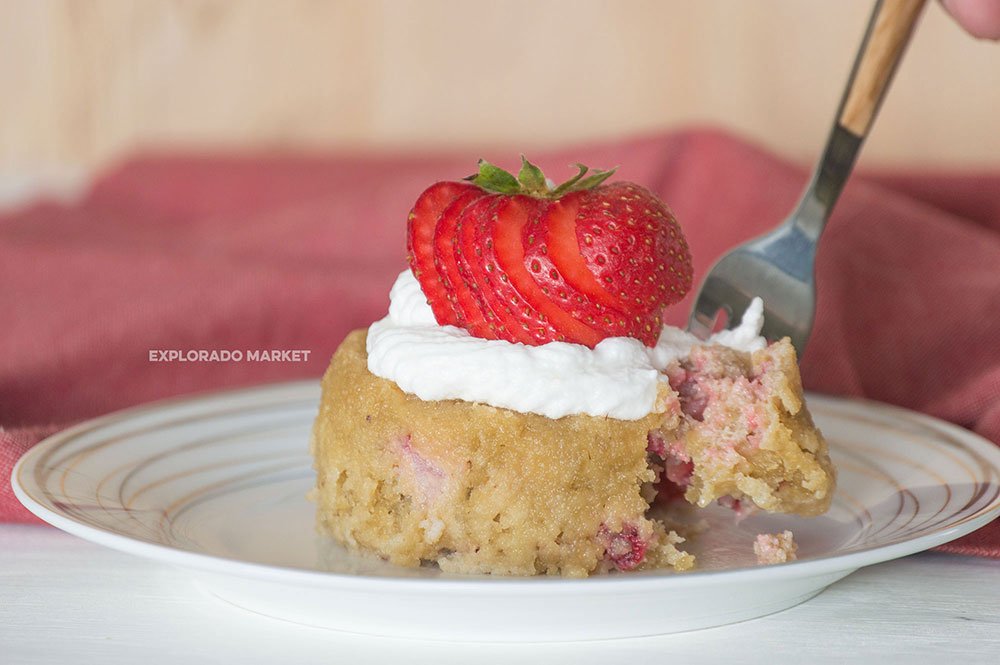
[
  {"left": 754, "top": 530, "right": 797, "bottom": 565},
  {"left": 419, "top": 518, "right": 445, "bottom": 543}
]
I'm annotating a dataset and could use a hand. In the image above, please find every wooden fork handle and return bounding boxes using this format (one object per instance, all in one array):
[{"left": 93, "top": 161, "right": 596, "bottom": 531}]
[
  {"left": 792, "top": 0, "right": 926, "bottom": 239},
  {"left": 838, "top": 0, "right": 927, "bottom": 137}
]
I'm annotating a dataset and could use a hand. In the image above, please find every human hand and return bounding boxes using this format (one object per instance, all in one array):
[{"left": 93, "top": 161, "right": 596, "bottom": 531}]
[{"left": 940, "top": 0, "right": 1000, "bottom": 39}]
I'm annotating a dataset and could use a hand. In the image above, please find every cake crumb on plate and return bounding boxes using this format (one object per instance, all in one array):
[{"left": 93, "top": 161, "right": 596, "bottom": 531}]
[{"left": 754, "top": 530, "right": 798, "bottom": 565}]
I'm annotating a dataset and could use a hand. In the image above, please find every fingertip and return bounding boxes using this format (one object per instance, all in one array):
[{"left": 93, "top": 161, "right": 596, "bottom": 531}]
[{"left": 940, "top": 0, "right": 1000, "bottom": 40}]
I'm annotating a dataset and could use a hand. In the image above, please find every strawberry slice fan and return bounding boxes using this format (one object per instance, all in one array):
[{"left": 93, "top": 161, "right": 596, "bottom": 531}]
[{"left": 406, "top": 158, "right": 694, "bottom": 348}]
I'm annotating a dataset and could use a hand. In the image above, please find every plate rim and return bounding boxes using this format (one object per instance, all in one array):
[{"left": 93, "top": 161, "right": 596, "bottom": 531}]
[{"left": 12, "top": 381, "right": 1000, "bottom": 594}]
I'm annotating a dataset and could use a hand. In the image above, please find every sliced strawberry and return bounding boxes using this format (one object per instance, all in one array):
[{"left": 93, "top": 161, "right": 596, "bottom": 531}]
[
  {"left": 522, "top": 193, "right": 642, "bottom": 340},
  {"left": 452, "top": 194, "right": 510, "bottom": 341},
  {"left": 468, "top": 195, "right": 553, "bottom": 344},
  {"left": 409, "top": 159, "right": 693, "bottom": 349},
  {"left": 493, "top": 199, "right": 604, "bottom": 347},
  {"left": 432, "top": 188, "right": 493, "bottom": 337},
  {"left": 407, "top": 181, "right": 481, "bottom": 327},
  {"left": 575, "top": 182, "right": 693, "bottom": 344}
]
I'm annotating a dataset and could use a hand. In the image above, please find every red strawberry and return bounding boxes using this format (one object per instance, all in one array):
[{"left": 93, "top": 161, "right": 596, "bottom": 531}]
[
  {"left": 464, "top": 194, "right": 547, "bottom": 344},
  {"left": 487, "top": 195, "right": 604, "bottom": 346},
  {"left": 575, "top": 181, "right": 692, "bottom": 342},
  {"left": 425, "top": 188, "right": 496, "bottom": 339},
  {"left": 457, "top": 192, "right": 589, "bottom": 345},
  {"left": 453, "top": 194, "right": 514, "bottom": 341},
  {"left": 522, "top": 194, "right": 640, "bottom": 340},
  {"left": 407, "top": 181, "right": 481, "bottom": 327},
  {"left": 599, "top": 523, "right": 649, "bottom": 571},
  {"left": 405, "top": 158, "right": 693, "bottom": 348}
]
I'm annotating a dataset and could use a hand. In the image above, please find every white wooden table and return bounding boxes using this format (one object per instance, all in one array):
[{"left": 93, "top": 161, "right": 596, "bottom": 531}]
[{"left": 2, "top": 523, "right": 998, "bottom": 664}]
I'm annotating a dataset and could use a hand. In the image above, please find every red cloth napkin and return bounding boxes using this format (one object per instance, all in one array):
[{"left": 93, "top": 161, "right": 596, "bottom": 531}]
[{"left": 2, "top": 129, "right": 998, "bottom": 556}]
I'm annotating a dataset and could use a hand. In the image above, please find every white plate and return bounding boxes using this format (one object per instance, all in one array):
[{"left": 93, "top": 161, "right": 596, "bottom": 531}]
[{"left": 13, "top": 382, "right": 1000, "bottom": 641}]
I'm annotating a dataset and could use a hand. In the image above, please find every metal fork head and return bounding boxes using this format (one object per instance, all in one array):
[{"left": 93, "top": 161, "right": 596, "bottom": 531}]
[
  {"left": 686, "top": 219, "right": 818, "bottom": 357},
  {"left": 685, "top": 126, "right": 863, "bottom": 358},
  {"left": 684, "top": 0, "right": 927, "bottom": 358}
]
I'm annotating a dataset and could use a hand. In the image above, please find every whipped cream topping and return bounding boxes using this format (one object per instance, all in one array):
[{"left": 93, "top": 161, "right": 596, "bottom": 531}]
[{"left": 366, "top": 270, "right": 766, "bottom": 420}]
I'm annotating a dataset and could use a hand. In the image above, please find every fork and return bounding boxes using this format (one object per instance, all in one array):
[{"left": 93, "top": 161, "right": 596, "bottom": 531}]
[{"left": 687, "top": 0, "right": 927, "bottom": 356}]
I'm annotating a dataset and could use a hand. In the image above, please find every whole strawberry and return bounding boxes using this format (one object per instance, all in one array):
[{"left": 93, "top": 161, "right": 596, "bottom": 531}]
[{"left": 406, "top": 158, "right": 693, "bottom": 348}]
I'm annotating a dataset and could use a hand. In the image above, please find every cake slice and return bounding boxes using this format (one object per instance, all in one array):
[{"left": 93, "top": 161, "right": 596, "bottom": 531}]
[{"left": 309, "top": 159, "right": 835, "bottom": 576}]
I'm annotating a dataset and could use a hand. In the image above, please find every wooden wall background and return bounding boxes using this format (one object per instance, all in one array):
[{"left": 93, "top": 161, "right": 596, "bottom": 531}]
[{"left": 3, "top": 0, "right": 1000, "bottom": 185}]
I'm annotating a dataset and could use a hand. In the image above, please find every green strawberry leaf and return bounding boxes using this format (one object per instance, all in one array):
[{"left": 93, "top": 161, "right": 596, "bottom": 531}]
[
  {"left": 569, "top": 167, "right": 617, "bottom": 193},
  {"left": 466, "top": 159, "right": 521, "bottom": 194},
  {"left": 517, "top": 156, "right": 547, "bottom": 195},
  {"left": 467, "top": 159, "right": 618, "bottom": 197},
  {"left": 549, "top": 164, "right": 589, "bottom": 197}
]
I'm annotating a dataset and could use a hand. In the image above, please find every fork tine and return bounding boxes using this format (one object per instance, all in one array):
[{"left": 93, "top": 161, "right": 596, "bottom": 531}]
[
  {"left": 687, "top": 272, "right": 753, "bottom": 341},
  {"left": 686, "top": 310, "right": 714, "bottom": 341}
]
